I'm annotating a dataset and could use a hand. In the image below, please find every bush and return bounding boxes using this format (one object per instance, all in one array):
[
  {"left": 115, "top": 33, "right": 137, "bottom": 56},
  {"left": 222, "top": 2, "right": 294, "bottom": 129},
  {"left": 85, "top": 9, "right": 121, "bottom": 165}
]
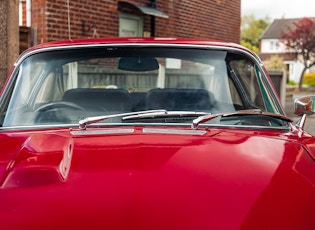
[
  {"left": 264, "top": 55, "right": 286, "bottom": 71},
  {"left": 303, "top": 72, "right": 315, "bottom": 86},
  {"left": 287, "top": 80, "right": 296, "bottom": 85}
]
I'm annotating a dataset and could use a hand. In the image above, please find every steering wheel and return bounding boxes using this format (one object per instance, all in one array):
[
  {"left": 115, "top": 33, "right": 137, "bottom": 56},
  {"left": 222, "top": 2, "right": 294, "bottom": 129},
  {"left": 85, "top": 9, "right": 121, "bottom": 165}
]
[{"left": 35, "top": 101, "right": 85, "bottom": 112}]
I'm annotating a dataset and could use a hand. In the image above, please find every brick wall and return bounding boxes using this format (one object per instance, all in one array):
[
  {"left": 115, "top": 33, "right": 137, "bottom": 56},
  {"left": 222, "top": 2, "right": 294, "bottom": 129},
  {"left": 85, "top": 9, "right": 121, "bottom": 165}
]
[
  {"left": 0, "top": 0, "right": 19, "bottom": 87},
  {"left": 30, "top": 0, "right": 240, "bottom": 44},
  {"left": 32, "top": 1, "right": 48, "bottom": 44}
]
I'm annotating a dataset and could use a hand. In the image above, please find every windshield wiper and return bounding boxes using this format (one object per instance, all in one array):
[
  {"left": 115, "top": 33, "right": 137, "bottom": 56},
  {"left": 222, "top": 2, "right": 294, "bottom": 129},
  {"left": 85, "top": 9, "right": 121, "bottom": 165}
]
[
  {"left": 122, "top": 111, "right": 208, "bottom": 120},
  {"left": 78, "top": 109, "right": 292, "bottom": 130},
  {"left": 78, "top": 110, "right": 167, "bottom": 130},
  {"left": 191, "top": 109, "right": 293, "bottom": 130}
]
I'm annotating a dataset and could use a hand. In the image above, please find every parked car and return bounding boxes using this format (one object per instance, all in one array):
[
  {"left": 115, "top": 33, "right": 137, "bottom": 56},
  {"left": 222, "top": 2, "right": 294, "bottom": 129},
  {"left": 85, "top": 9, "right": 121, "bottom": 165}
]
[{"left": 0, "top": 37, "right": 315, "bottom": 229}]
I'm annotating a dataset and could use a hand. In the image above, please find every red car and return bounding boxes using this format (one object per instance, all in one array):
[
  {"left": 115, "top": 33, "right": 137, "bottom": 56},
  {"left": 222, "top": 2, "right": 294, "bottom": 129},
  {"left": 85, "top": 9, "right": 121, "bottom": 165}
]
[{"left": 0, "top": 38, "right": 314, "bottom": 229}]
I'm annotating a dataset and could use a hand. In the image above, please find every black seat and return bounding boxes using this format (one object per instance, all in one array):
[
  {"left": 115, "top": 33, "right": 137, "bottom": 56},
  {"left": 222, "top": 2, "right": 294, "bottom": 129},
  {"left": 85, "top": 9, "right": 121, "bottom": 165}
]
[
  {"left": 146, "top": 88, "right": 215, "bottom": 111},
  {"left": 130, "top": 92, "right": 147, "bottom": 111},
  {"left": 62, "top": 88, "right": 131, "bottom": 111}
]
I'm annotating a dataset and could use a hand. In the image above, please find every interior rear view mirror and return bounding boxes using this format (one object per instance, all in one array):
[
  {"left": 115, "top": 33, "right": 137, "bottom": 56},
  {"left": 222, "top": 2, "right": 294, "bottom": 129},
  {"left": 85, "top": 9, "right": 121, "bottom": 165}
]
[{"left": 118, "top": 57, "right": 159, "bottom": 71}]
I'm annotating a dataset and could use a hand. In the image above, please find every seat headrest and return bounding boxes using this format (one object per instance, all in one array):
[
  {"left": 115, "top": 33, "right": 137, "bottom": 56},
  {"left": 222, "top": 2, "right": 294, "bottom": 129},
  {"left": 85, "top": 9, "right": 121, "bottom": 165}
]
[
  {"left": 146, "top": 88, "right": 215, "bottom": 111},
  {"left": 62, "top": 88, "right": 131, "bottom": 111}
]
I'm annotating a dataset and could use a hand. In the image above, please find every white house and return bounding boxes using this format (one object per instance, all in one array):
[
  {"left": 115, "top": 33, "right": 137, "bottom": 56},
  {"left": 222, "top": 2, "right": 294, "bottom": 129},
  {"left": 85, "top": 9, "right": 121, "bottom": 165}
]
[{"left": 259, "top": 18, "right": 311, "bottom": 83}]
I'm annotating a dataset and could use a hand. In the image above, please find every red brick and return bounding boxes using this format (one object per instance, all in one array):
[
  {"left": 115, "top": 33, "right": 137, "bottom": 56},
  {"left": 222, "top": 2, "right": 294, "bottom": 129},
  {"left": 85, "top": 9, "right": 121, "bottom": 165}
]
[{"left": 28, "top": 0, "right": 240, "bottom": 44}]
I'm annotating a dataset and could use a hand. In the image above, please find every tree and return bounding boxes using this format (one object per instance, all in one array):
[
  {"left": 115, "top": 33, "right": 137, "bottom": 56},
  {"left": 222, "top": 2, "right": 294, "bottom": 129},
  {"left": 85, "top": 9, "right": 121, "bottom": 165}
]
[
  {"left": 241, "top": 15, "right": 270, "bottom": 54},
  {"left": 281, "top": 18, "right": 315, "bottom": 91}
]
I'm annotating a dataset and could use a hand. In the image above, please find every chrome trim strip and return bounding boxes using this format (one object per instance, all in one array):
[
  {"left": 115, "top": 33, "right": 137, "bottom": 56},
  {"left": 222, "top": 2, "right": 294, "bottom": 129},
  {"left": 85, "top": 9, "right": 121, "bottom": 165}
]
[
  {"left": 70, "top": 128, "right": 134, "bottom": 136},
  {"left": 143, "top": 128, "right": 206, "bottom": 135}
]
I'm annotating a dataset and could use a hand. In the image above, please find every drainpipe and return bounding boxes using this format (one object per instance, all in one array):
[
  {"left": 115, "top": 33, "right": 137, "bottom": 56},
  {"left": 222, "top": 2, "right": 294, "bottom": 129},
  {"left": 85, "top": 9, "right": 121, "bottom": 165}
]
[
  {"left": 26, "top": 0, "right": 31, "bottom": 27},
  {"left": 150, "top": 0, "right": 156, "bottom": 37},
  {"left": 19, "top": 1, "right": 23, "bottom": 26}
]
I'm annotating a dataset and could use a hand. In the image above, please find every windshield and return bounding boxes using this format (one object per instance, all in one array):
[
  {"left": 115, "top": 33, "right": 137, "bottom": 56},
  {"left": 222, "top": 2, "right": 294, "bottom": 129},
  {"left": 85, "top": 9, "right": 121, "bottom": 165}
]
[{"left": 1, "top": 45, "right": 285, "bottom": 128}]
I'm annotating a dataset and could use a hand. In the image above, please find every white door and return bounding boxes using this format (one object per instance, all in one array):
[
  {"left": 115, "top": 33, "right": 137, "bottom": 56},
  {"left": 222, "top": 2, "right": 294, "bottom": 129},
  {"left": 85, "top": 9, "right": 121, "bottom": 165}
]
[{"left": 119, "top": 13, "right": 143, "bottom": 37}]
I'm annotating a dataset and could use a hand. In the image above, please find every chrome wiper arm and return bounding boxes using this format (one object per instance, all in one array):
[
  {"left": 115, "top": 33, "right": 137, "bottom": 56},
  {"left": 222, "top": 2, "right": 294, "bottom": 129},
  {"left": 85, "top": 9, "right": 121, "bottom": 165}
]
[
  {"left": 192, "top": 110, "right": 263, "bottom": 129},
  {"left": 122, "top": 111, "right": 207, "bottom": 120},
  {"left": 192, "top": 109, "right": 293, "bottom": 130},
  {"left": 78, "top": 110, "right": 167, "bottom": 130}
]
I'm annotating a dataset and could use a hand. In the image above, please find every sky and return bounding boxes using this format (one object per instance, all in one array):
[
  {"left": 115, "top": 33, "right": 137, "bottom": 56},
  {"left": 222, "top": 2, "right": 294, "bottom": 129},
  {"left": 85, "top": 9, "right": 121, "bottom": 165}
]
[{"left": 241, "top": 0, "right": 315, "bottom": 20}]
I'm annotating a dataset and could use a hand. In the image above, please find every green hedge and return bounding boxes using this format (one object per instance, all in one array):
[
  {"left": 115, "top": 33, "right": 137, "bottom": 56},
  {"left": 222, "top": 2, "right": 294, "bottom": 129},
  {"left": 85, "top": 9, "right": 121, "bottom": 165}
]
[{"left": 303, "top": 72, "right": 315, "bottom": 86}]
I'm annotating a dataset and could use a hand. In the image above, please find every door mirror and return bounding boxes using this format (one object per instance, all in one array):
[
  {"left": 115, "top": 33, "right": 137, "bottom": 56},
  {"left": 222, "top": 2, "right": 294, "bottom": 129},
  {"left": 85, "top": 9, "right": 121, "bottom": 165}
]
[{"left": 294, "top": 96, "right": 315, "bottom": 115}]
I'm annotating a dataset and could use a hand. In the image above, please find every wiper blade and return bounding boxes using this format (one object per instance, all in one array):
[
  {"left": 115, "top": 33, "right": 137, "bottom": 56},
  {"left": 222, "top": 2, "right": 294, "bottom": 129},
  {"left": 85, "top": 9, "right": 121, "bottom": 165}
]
[
  {"left": 78, "top": 110, "right": 167, "bottom": 130},
  {"left": 192, "top": 109, "right": 293, "bottom": 129},
  {"left": 122, "top": 111, "right": 208, "bottom": 120}
]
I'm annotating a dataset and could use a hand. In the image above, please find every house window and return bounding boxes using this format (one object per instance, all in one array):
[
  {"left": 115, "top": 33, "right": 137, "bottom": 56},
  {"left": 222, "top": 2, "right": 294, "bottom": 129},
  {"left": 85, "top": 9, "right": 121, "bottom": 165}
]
[
  {"left": 269, "top": 41, "right": 275, "bottom": 51},
  {"left": 119, "top": 13, "right": 143, "bottom": 37},
  {"left": 269, "top": 40, "right": 280, "bottom": 52}
]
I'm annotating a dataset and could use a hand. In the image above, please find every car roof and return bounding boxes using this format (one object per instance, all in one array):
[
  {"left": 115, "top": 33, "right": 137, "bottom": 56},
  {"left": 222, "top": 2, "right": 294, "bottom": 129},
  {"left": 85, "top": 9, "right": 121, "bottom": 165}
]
[
  {"left": 15, "top": 37, "right": 261, "bottom": 67},
  {"left": 23, "top": 37, "right": 250, "bottom": 53}
]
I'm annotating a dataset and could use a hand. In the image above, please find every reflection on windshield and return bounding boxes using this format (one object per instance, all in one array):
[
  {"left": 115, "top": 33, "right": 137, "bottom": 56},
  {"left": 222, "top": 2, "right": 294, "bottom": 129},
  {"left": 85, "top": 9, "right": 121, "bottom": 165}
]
[{"left": 2, "top": 47, "right": 283, "bottom": 128}]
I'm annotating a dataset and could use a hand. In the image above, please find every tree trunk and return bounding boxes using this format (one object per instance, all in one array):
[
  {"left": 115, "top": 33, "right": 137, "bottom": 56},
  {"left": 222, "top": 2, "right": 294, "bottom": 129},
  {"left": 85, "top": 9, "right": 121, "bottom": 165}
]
[{"left": 298, "top": 67, "right": 308, "bottom": 91}]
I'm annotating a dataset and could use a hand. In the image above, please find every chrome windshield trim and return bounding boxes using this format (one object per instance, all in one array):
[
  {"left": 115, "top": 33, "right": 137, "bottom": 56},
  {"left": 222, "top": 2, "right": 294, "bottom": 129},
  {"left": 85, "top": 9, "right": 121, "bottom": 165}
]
[
  {"left": 0, "top": 122, "right": 290, "bottom": 132},
  {"left": 0, "top": 124, "right": 78, "bottom": 131},
  {"left": 14, "top": 42, "right": 262, "bottom": 66}
]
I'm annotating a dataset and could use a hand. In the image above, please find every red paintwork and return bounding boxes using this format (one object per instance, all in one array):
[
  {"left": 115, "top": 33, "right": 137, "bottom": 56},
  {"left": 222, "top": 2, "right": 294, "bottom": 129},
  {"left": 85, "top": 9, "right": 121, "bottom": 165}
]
[
  {"left": 0, "top": 126, "right": 315, "bottom": 229},
  {"left": 23, "top": 37, "right": 249, "bottom": 52},
  {"left": 1, "top": 38, "right": 315, "bottom": 229}
]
